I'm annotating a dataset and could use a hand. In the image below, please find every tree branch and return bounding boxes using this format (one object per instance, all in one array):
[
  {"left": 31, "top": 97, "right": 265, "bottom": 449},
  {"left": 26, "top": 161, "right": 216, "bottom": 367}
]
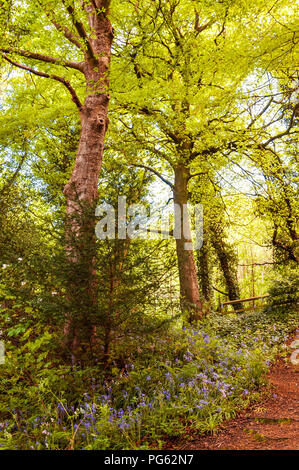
[
  {"left": 62, "top": 0, "right": 96, "bottom": 60},
  {"left": 1, "top": 47, "right": 84, "bottom": 72},
  {"left": 130, "top": 163, "right": 174, "bottom": 188},
  {"left": 212, "top": 285, "right": 229, "bottom": 296},
  {"left": 188, "top": 171, "right": 208, "bottom": 181},
  {"left": 238, "top": 262, "right": 276, "bottom": 266},
  {"left": 214, "top": 7, "right": 229, "bottom": 45},
  {"left": 194, "top": 16, "right": 215, "bottom": 35},
  {"left": 35, "top": 0, "right": 85, "bottom": 51},
  {"left": 2, "top": 54, "right": 83, "bottom": 110},
  {"left": 261, "top": 102, "right": 299, "bottom": 147},
  {"left": 0, "top": 149, "right": 28, "bottom": 198},
  {"left": 47, "top": 14, "right": 85, "bottom": 52},
  {"left": 247, "top": 97, "right": 274, "bottom": 128},
  {"left": 34, "top": 0, "right": 86, "bottom": 52}
]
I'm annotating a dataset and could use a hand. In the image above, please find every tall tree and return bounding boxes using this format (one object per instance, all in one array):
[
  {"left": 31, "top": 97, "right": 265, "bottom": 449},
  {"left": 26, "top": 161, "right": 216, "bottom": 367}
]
[
  {"left": 110, "top": 0, "right": 291, "bottom": 320},
  {"left": 0, "top": 0, "right": 113, "bottom": 360}
]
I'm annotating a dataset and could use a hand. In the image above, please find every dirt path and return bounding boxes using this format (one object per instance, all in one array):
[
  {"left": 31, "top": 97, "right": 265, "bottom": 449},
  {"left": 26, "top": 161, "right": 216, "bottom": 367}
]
[{"left": 166, "top": 332, "right": 299, "bottom": 450}]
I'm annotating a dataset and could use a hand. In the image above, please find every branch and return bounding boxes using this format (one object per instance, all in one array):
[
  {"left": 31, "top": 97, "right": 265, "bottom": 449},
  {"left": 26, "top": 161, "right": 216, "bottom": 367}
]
[
  {"left": 261, "top": 102, "right": 299, "bottom": 147},
  {"left": 214, "top": 7, "right": 228, "bottom": 45},
  {"left": 188, "top": 171, "right": 208, "bottom": 181},
  {"left": 247, "top": 97, "right": 274, "bottom": 128},
  {"left": 195, "top": 16, "right": 215, "bottom": 35},
  {"left": 272, "top": 224, "right": 298, "bottom": 263},
  {"left": 1, "top": 47, "right": 83, "bottom": 72},
  {"left": 116, "top": 116, "right": 174, "bottom": 165},
  {"left": 35, "top": 0, "right": 85, "bottom": 52},
  {"left": 136, "top": 106, "right": 181, "bottom": 144},
  {"left": 47, "top": 15, "right": 85, "bottom": 51},
  {"left": 130, "top": 163, "right": 174, "bottom": 188},
  {"left": 62, "top": 0, "right": 96, "bottom": 60},
  {"left": 213, "top": 286, "right": 229, "bottom": 296},
  {"left": 2, "top": 54, "right": 83, "bottom": 110},
  {"left": 238, "top": 262, "right": 276, "bottom": 266},
  {"left": 190, "top": 144, "right": 223, "bottom": 160},
  {"left": 0, "top": 149, "right": 27, "bottom": 198},
  {"left": 138, "top": 226, "right": 174, "bottom": 237}
]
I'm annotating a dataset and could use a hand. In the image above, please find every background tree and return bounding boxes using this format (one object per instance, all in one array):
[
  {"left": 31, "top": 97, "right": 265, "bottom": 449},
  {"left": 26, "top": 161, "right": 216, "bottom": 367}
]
[{"left": 95, "top": 157, "right": 178, "bottom": 368}]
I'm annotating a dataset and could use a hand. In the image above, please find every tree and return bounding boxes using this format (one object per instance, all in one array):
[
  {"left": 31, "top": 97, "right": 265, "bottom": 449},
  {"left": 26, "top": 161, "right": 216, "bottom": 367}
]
[
  {"left": 95, "top": 158, "right": 177, "bottom": 367},
  {"left": 109, "top": 0, "right": 296, "bottom": 321},
  {"left": 196, "top": 238, "right": 213, "bottom": 303},
  {"left": 0, "top": 0, "right": 113, "bottom": 361},
  {"left": 191, "top": 173, "right": 243, "bottom": 311}
]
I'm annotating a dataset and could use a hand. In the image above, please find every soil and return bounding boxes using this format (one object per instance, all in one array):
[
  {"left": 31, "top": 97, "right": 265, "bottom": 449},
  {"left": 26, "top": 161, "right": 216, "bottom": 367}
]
[{"left": 164, "top": 332, "right": 299, "bottom": 450}]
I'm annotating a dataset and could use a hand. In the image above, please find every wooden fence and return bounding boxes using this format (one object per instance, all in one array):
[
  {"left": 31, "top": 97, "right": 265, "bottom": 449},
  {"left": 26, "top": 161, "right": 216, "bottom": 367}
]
[{"left": 219, "top": 294, "right": 270, "bottom": 314}]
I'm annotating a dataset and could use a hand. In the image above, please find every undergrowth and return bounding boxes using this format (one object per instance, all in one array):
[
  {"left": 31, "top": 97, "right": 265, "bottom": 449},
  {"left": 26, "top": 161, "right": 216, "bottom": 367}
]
[{"left": 0, "top": 305, "right": 297, "bottom": 450}]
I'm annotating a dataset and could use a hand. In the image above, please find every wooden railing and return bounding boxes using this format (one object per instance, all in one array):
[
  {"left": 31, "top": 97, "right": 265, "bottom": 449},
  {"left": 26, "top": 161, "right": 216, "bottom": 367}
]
[{"left": 220, "top": 294, "right": 270, "bottom": 314}]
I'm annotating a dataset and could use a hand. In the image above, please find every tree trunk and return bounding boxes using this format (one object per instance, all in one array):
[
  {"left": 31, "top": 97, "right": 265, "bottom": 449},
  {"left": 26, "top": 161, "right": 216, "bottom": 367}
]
[
  {"left": 63, "top": 6, "right": 113, "bottom": 362},
  {"left": 197, "top": 240, "right": 213, "bottom": 303},
  {"left": 173, "top": 165, "right": 203, "bottom": 322},
  {"left": 212, "top": 236, "right": 243, "bottom": 312}
]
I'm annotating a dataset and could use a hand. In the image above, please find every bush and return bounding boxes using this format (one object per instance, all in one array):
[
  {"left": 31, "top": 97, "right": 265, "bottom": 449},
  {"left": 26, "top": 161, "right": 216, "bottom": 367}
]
[{"left": 267, "top": 270, "right": 299, "bottom": 309}]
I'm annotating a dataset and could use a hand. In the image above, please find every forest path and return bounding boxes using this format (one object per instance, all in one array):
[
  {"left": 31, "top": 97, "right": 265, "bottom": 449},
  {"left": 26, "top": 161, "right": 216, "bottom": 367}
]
[{"left": 165, "top": 331, "right": 299, "bottom": 450}]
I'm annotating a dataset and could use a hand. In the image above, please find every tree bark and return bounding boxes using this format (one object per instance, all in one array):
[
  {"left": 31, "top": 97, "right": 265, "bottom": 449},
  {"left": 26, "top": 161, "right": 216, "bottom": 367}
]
[{"left": 173, "top": 165, "right": 203, "bottom": 322}]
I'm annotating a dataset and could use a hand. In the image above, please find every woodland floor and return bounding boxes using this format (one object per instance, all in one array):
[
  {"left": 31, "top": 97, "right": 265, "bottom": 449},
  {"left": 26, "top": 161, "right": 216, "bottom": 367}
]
[{"left": 164, "top": 331, "right": 299, "bottom": 451}]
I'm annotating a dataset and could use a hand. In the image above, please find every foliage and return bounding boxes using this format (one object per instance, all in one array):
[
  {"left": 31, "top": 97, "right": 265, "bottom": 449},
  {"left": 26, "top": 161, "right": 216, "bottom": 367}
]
[{"left": 267, "top": 268, "right": 299, "bottom": 309}]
